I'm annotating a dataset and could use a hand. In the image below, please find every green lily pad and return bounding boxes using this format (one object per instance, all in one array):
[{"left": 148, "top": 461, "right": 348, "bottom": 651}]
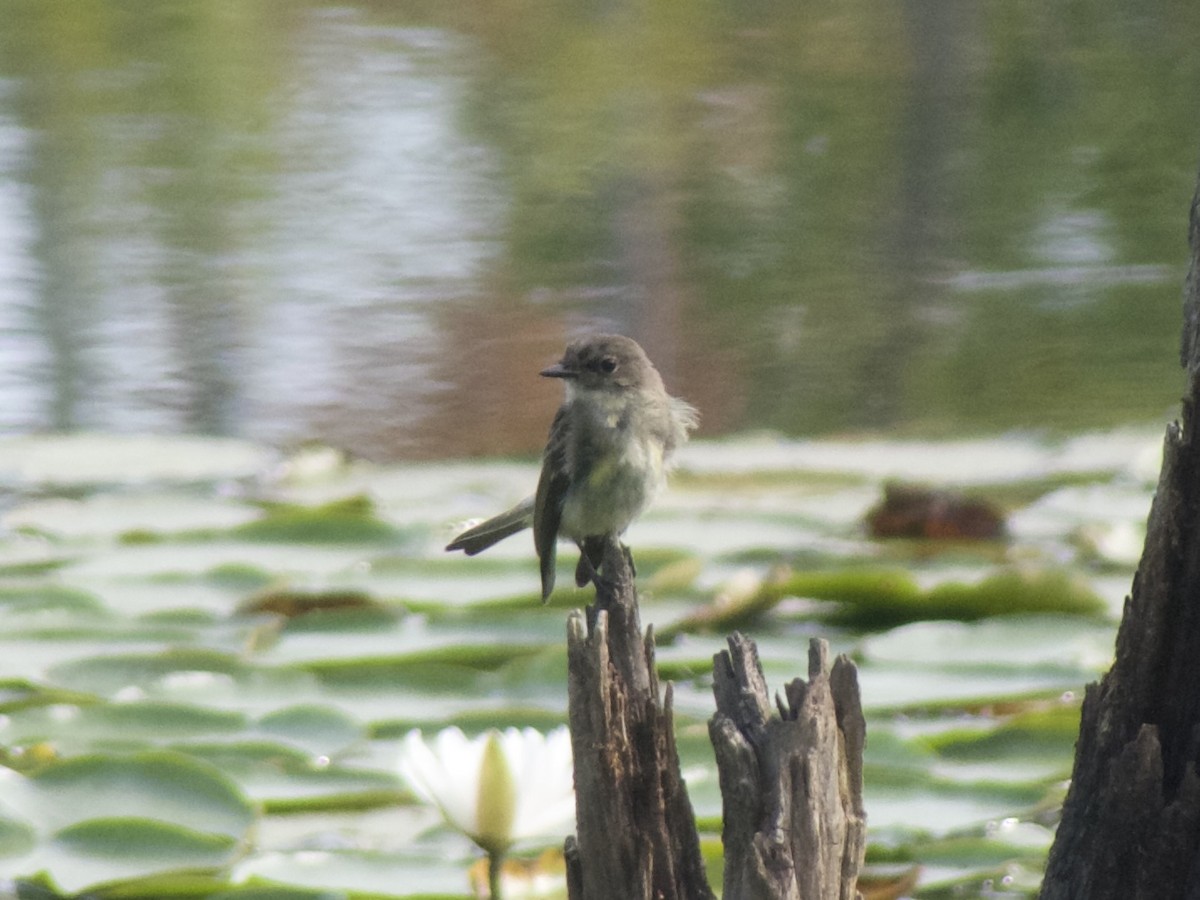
[
  {"left": 925, "top": 704, "right": 1082, "bottom": 763},
  {"left": 0, "top": 701, "right": 247, "bottom": 753},
  {"left": 257, "top": 705, "right": 364, "bottom": 756},
  {"left": 0, "top": 636, "right": 183, "bottom": 686},
  {"left": 12, "top": 751, "right": 255, "bottom": 838},
  {"left": 235, "top": 496, "right": 406, "bottom": 545},
  {"left": 853, "top": 663, "right": 1083, "bottom": 716},
  {"left": 337, "top": 556, "right": 544, "bottom": 609},
  {"left": 43, "top": 649, "right": 331, "bottom": 721},
  {"left": 0, "top": 434, "right": 275, "bottom": 489},
  {"left": 0, "top": 679, "right": 100, "bottom": 715},
  {"left": 54, "top": 817, "right": 238, "bottom": 860},
  {"left": 49, "top": 648, "right": 260, "bottom": 696},
  {"left": 867, "top": 824, "right": 1053, "bottom": 872},
  {"left": 259, "top": 613, "right": 506, "bottom": 667},
  {"left": 764, "top": 566, "right": 1106, "bottom": 627},
  {"left": 0, "top": 816, "right": 37, "bottom": 858},
  {"left": 166, "top": 741, "right": 399, "bottom": 811},
  {"left": 0, "top": 753, "right": 257, "bottom": 893},
  {"left": 0, "top": 584, "right": 110, "bottom": 617},
  {"left": 676, "top": 431, "right": 1157, "bottom": 484},
  {"left": 0, "top": 539, "right": 75, "bottom": 578},
  {"left": 58, "top": 542, "right": 372, "bottom": 584},
  {"left": 4, "top": 492, "right": 261, "bottom": 540},
  {"left": 83, "top": 703, "right": 249, "bottom": 740},
  {"left": 864, "top": 783, "right": 1048, "bottom": 837},
  {"left": 299, "top": 643, "right": 550, "bottom": 686},
  {"left": 206, "top": 885, "right": 354, "bottom": 899},
  {"left": 860, "top": 616, "right": 1115, "bottom": 673},
  {"left": 11, "top": 620, "right": 201, "bottom": 646},
  {"left": 258, "top": 771, "right": 403, "bottom": 814},
  {"left": 206, "top": 563, "right": 279, "bottom": 591},
  {"left": 231, "top": 848, "right": 472, "bottom": 898},
  {"left": 914, "top": 861, "right": 1045, "bottom": 897},
  {"left": 50, "top": 871, "right": 236, "bottom": 898},
  {"left": 17, "top": 819, "right": 238, "bottom": 896},
  {"left": 371, "top": 708, "right": 568, "bottom": 740}
]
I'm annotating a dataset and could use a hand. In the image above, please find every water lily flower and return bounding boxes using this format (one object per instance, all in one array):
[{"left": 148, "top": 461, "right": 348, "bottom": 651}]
[{"left": 399, "top": 726, "right": 575, "bottom": 899}]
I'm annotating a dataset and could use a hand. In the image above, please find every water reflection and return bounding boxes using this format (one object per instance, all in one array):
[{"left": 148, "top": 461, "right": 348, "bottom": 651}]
[{"left": 0, "top": 0, "right": 1194, "bottom": 459}]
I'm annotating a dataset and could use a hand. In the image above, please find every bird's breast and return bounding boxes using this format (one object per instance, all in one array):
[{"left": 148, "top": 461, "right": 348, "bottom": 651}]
[{"left": 560, "top": 428, "right": 665, "bottom": 541}]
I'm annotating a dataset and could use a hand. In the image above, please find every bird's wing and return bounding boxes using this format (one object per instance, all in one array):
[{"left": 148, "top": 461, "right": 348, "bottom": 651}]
[{"left": 534, "top": 404, "right": 571, "bottom": 601}]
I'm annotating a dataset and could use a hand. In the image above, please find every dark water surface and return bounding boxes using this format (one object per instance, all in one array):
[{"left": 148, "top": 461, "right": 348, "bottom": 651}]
[{"left": 0, "top": 0, "right": 1196, "bottom": 460}]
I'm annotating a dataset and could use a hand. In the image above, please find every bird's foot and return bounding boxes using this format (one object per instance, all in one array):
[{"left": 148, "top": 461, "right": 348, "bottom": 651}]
[{"left": 575, "top": 552, "right": 604, "bottom": 590}]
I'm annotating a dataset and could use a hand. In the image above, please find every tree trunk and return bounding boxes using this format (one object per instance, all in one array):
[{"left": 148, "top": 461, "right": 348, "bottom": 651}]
[
  {"left": 1039, "top": 165, "right": 1200, "bottom": 897},
  {"left": 710, "top": 634, "right": 867, "bottom": 900},
  {"left": 564, "top": 536, "right": 715, "bottom": 900}
]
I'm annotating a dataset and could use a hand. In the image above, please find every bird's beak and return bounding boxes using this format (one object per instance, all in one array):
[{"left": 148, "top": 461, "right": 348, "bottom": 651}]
[{"left": 540, "top": 361, "right": 577, "bottom": 379}]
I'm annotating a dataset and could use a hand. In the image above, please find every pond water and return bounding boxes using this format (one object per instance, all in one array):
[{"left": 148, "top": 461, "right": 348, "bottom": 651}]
[{"left": 1, "top": 0, "right": 1197, "bottom": 460}]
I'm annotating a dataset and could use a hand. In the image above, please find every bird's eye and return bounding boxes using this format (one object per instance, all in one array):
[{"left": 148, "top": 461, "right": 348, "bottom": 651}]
[{"left": 599, "top": 356, "right": 618, "bottom": 374}]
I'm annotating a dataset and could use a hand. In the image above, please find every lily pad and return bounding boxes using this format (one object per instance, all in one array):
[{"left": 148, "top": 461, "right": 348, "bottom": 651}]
[
  {"left": 0, "top": 816, "right": 36, "bottom": 858},
  {"left": 765, "top": 567, "right": 1106, "bottom": 627},
  {"left": 48, "top": 648, "right": 263, "bottom": 696},
  {"left": 168, "top": 741, "right": 400, "bottom": 811},
  {"left": 58, "top": 541, "right": 374, "bottom": 583},
  {"left": 54, "top": 817, "right": 239, "bottom": 859},
  {"left": 299, "top": 643, "right": 551, "bottom": 687},
  {"left": 235, "top": 496, "right": 407, "bottom": 545},
  {"left": 0, "top": 584, "right": 110, "bottom": 617},
  {"left": 231, "top": 848, "right": 474, "bottom": 898},
  {"left": 43, "top": 652, "right": 328, "bottom": 722},
  {"left": 0, "top": 434, "right": 275, "bottom": 489},
  {"left": 860, "top": 616, "right": 1114, "bottom": 673},
  {"left": 675, "top": 429, "right": 1159, "bottom": 485},
  {"left": 257, "top": 705, "right": 364, "bottom": 756},
  {"left": 0, "top": 751, "right": 255, "bottom": 840},
  {"left": 207, "top": 885, "right": 354, "bottom": 899},
  {"left": 4, "top": 492, "right": 261, "bottom": 540},
  {"left": 0, "top": 701, "right": 247, "bottom": 753},
  {"left": 15, "top": 817, "right": 240, "bottom": 896},
  {"left": 863, "top": 782, "right": 1048, "bottom": 836},
  {"left": 925, "top": 705, "right": 1082, "bottom": 764}
]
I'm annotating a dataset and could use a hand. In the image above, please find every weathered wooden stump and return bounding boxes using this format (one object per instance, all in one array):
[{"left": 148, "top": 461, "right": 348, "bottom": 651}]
[
  {"left": 564, "top": 536, "right": 714, "bottom": 900},
  {"left": 564, "top": 535, "right": 867, "bottom": 899},
  {"left": 711, "top": 635, "right": 867, "bottom": 900},
  {"left": 1038, "top": 167, "right": 1200, "bottom": 897}
]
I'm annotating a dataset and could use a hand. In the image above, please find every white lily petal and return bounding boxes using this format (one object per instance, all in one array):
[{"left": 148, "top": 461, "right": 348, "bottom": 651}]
[
  {"left": 399, "top": 727, "right": 484, "bottom": 837},
  {"left": 398, "top": 725, "right": 575, "bottom": 853},
  {"left": 397, "top": 730, "right": 438, "bottom": 804},
  {"left": 508, "top": 726, "right": 576, "bottom": 842}
]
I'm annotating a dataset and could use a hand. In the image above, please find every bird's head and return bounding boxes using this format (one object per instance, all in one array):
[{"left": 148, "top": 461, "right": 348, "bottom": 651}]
[{"left": 540, "top": 334, "right": 664, "bottom": 395}]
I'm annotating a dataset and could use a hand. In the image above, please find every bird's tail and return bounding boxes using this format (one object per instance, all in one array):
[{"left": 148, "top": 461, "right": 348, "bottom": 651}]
[{"left": 445, "top": 497, "right": 535, "bottom": 556}]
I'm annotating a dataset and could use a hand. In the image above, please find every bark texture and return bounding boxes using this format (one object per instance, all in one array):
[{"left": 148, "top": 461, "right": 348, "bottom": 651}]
[
  {"left": 564, "top": 536, "right": 715, "bottom": 900},
  {"left": 1038, "top": 167, "right": 1200, "bottom": 898},
  {"left": 710, "top": 635, "right": 867, "bottom": 900}
]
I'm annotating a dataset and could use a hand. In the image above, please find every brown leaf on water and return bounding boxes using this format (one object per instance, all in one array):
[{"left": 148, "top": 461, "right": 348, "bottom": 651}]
[
  {"left": 239, "top": 588, "right": 379, "bottom": 618},
  {"left": 868, "top": 482, "right": 1006, "bottom": 540},
  {"left": 858, "top": 865, "right": 921, "bottom": 900}
]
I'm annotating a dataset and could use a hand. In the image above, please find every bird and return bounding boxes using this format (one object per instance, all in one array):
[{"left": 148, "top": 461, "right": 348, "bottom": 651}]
[{"left": 446, "top": 334, "right": 698, "bottom": 601}]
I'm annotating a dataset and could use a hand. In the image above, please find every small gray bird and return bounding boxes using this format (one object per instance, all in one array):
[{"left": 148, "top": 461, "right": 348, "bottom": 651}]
[{"left": 446, "top": 334, "right": 698, "bottom": 600}]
